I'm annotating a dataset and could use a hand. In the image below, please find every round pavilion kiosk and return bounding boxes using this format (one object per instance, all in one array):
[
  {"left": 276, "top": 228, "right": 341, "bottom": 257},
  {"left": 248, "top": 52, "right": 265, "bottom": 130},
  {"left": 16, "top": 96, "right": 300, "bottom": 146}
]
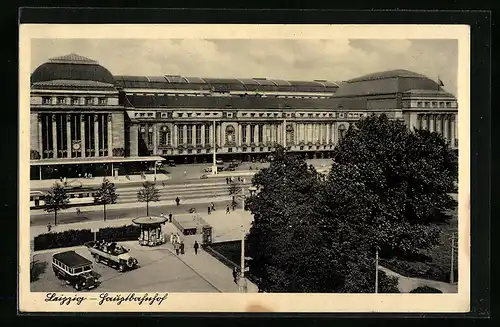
[{"left": 132, "top": 216, "right": 168, "bottom": 247}]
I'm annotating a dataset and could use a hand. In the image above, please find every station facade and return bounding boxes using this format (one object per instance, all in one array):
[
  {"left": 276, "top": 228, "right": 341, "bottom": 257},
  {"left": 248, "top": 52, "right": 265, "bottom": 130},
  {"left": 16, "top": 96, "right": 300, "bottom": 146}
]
[{"left": 30, "top": 53, "right": 458, "bottom": 180}]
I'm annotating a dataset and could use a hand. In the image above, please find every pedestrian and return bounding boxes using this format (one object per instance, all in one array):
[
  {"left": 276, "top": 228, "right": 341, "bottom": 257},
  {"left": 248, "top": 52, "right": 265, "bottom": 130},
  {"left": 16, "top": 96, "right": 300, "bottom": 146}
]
[
  {"left": 226, "top": 177, "right": 229, "bottom": 184},
  {"left": 47, "top": 222, "right": 52, "bottom": 232},
  {"left": 175, "top": 243, "right": 180, "bottom": 255},
  {"left": 242, "top": 178, "right": 246, "bottom": 184},
  {"left": 207, "top": 206, "right": 211, "bottom": 215},
  {"left": 233, "top": 267, "right": 239, "bottom": 284},
  {"left": 169, "top": 232, "right": 174, "bottom": 244},
  {"left": 175, "top": 197, "right": 180, "bottom": 206},
  {"left": 184, "top": 170, "right": 187, "bottom": 177},
  {"left": 160, "top": 212, "right": 165, "bottom": 220},
  {"left": 162, "top": 181, "right": 165, "bottom": 188},
  {"left": 232, "top": 202, "right": 236, "bottom": 211},
  {"left": 226, "top": 205, "right": 230, "bottom": 214},
  {"left": 194, "top": 241, "right": 199, "bottom": 255},
  {"left": 169, "top": 213, "right": 173, "bottom": 223},
  {"left": 180, "top": 241, "right": 185, "bottom": 255},
  {"left": 211, "top": 202, "right": 215, "bottom": 212},
  {"left": 78, "top": 173, "right": 81, "bottom": 179}
]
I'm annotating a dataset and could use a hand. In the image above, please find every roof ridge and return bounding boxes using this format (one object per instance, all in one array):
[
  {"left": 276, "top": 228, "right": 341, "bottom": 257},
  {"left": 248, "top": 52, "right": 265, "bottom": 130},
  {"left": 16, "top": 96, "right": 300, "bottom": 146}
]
[{"left": 48, "top": 53, "right": 99, "bottom": 65}]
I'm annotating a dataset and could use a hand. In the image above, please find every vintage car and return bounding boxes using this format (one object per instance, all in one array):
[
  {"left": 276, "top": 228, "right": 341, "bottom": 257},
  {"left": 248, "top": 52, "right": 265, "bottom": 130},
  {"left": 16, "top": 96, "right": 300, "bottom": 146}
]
[
  {"left": 85, "top": 241, "right": 138, "bottom": 272},
  {"left": 200, "top": 174, "right": 208, "bottom": 179},
  {"left": 203, "top": 167, "right": 212, "bottom": 173},
  {"left": 167, "top": 160, "right": 176, "bottom": 167},
  {"left": 52, "top": 251, "right": 100, "bottom": 291}
]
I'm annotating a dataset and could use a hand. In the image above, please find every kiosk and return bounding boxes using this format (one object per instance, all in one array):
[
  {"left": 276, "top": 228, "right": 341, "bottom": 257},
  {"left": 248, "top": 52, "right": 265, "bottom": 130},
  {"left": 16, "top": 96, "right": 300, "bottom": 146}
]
[{"left": 132, "top": 216, "right": 168, "bottom": 247}]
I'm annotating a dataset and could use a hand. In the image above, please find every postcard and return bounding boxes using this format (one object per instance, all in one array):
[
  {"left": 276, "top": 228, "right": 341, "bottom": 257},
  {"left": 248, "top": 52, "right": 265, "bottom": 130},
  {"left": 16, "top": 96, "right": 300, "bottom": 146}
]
[{"left": 19, "top": 23, "right": 470, "bottom": 312}]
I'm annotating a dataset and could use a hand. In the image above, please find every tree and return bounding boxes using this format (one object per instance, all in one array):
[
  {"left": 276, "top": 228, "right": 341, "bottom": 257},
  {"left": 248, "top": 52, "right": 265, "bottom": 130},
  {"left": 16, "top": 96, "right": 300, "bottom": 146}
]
[
  {"left": 94, "top": 177, "right": 118, "bottom": 221},
  {"left": 325, "top": 114, "right": 457, "bottom": 259},
  {"left": 228, "top": 181, "right": 242, "bottom": 205},
  {"left": 246, "top": 146, "right": 330, "bottom": 292},
  {"left": 43, "top": 182, "right": 69, "bottom": 226},
  {"left": 137, "top": 181, "right": 160, "bottom": 216}
]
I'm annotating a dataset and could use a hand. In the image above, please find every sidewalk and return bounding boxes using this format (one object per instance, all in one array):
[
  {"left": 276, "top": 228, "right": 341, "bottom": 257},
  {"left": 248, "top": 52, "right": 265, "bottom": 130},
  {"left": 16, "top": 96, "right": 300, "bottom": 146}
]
[
  {"left": 164, "top": 233, "right": 259, "bottom": 293},
  {"left": 31, "top": 174, "right": 171, "bottom": 190},
  {"left": 30, "top": 195, "right": 233, "bottom": 215}
]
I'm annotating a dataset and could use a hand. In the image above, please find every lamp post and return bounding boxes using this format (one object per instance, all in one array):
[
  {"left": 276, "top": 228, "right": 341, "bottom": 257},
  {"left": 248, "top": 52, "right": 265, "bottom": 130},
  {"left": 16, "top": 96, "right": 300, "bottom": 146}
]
[
  {"left": 239, "top": 224, "right": 248, "bottom": 293},
  {"left": 375, "top": 247, "right": 379, "bottom": 293},
  {"left": 212, "top": 120, "right": 218, "bottom": 175},
  {"left": 450, "top": 232, "right": 458, "bottom": 284}
]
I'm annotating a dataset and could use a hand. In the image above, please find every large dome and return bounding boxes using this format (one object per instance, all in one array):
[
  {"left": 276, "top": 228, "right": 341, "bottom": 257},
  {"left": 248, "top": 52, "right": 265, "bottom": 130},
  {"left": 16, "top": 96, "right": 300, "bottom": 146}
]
[
  {"left": 31, "top": 53, "right": 115, "bottom": 85},
  {"left": 335, "top": 69, "right": 448, "bottom": 97}
]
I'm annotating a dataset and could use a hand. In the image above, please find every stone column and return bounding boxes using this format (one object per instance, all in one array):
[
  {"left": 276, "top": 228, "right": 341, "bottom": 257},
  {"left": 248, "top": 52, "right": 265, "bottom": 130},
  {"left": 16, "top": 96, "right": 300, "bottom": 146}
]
[
  {"left": 153, "top": 123, "right": 158, "bottom": 155},
  {"left": 331, "top": 122, "right": 336, "bottom": 145},
  {"left": 429, "top": 115, "right": 436, "bottom": 132},
  {"left": 172, "top": 124, "right": 178, "bottom": 147},
  {"left": 443, "top": 115, "right": 449, "bottom": 141},
  {"left": 94, "top": 114, "right": 100, "bottom": 157},
  {"left": 80, "top": 114, "right": 86, "bottom": 158},
  {"left": 52, "top": 114, "right": 58, "bottom": 158},
  {"left": 66, "top": 114, "right": 71, "bottom": 158},
  {"left": 450, "top": 115, "right": 456, "bottom": 147},
  {"left": 435, "top": 115, "right": 442, "bottom": 136},
  {"left": 192, "top": 124, "right": 197, "bottom": 146},
  {"left": 37, "top": 114, "right": 43, "bottom": 156},
  {"left": 201, "top": 124, "right": 206, "bottom": 146},
  {"left": 255, "top": 124, "right": 260, "bottom": 144},
  {"left": 182, "top": 124, "right": 186, "bottom": 145},
  {"left": 209, "top": 123, "right": 214, "bottom": 147},
  {"left": 326, "top": 124, "right": 330, "bottom": 143},
  {"left": 107, "top": 114, "right": 113, "bottom": 157}
]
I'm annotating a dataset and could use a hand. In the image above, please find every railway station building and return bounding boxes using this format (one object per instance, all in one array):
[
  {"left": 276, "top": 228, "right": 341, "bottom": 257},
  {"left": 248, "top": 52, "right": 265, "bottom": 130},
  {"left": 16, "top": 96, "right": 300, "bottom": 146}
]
[{"left": 29, "top": 53, "right": 458, "bottom": 180}]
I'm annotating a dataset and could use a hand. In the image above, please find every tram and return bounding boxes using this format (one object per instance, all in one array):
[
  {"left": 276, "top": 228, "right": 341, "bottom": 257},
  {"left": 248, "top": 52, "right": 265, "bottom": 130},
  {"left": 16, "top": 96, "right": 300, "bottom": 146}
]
[{"left": 30, "top": 186, "right": 100, "bottom": 210}]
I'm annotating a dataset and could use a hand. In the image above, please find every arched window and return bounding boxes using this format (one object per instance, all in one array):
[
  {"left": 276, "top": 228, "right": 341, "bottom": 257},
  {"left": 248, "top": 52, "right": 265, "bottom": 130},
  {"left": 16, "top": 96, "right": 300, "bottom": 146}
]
[
  {"left": 338, "top": 124, "right": 347, "bottom": 141},
  {"left": 159, "top": 126, "right": 171, "bottom": 146},
  {"left": 286, "top": 124, "right": 294, "bottom": 145},
  {"left": 225, "top": 125, "right": 235, "bottom": 144}
]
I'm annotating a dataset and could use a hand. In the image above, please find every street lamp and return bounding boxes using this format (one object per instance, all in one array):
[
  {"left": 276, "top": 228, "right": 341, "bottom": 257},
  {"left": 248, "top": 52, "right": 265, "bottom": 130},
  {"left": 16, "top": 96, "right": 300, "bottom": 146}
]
[
  {"left": 212, "top": 120, "right": 218, "bottom": 175},
  {"left": 239, "top": 224, "right": 248, "bottom": 293}
]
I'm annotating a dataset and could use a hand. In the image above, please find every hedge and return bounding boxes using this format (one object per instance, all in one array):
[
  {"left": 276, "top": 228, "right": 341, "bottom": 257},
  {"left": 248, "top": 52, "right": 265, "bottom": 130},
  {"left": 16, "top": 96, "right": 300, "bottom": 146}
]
[
  {"left": 34, "top": 229, "right": 94, "bottom": 251},
  {"left": 410, "top": 286, "right": 443, "bottom": 293},
  {"left": 98, "top": 225, "right": 141, "bottom": 242}
]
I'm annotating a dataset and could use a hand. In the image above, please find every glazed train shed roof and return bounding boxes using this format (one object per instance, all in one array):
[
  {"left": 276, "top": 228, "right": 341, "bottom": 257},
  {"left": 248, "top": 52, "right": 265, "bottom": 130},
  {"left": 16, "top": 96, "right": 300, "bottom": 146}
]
[{"left": 114, "top": 75, "right": 339, "bottom": 93}]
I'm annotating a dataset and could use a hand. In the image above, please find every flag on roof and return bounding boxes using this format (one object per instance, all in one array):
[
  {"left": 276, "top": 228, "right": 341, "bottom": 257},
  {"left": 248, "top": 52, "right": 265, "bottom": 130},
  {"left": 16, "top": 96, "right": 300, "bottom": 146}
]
[{"left": 438, "top": 78, "right": 444, "bottom": 87}]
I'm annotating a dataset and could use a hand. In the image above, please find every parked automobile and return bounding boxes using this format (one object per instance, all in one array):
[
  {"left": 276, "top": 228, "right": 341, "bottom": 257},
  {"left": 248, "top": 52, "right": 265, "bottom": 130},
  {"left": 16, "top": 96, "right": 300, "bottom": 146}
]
[
  {"left": 168, "top": 160, "right": 176, "bottom": 167},
  {"left": 225, "top": 166, "right": 236, "bottom": 171},
  {"left": 200, "top": 174, "right": 208, "bottom": 179},
  {"left": 204, "top": 167, "right": 212, "bottom": 173},
  {"left": 85, "top": 241, "right": 138, "bottom": 272},
  {"left": 51, "top": 251, "right": 100, "bottom": 291},
  {"left": 230, "top": 159, "right": 239, "bottom": 167}
]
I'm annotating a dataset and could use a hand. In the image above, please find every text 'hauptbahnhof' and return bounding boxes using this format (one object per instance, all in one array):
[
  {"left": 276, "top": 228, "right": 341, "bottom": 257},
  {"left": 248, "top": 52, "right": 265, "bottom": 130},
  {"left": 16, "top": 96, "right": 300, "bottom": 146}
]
[{"left": 29, "top": 53, "right": 458, "bottom": 180}]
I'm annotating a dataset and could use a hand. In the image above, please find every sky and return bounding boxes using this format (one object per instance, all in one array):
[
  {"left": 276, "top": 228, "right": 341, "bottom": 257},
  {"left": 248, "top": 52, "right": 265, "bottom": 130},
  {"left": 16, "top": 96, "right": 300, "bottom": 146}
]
[{"left": 31, "top": 39, "right": 458, "bottom": 95}]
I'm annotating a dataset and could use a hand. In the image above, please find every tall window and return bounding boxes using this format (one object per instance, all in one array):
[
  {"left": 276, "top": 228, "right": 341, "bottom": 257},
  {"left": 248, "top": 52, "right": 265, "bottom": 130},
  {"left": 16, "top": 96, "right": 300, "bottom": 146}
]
[
  {"left": 147, "top": 126, "right": 153, "bottom": 147},
  {"left": 177, "top": 125, "right": 184, "bottom": 144},
  {"left": 226, "top": 125, "right": 235, "bottom": 144},
  {"left": 258, "top": 125, "right": 263, "bottom": 143},
  {"left": 196, "top": 125, "right": 202, "bottom": 145},
  {"left": 187, "top": 125, "right": 193, "bottom": 145},
  {"left": 57, "top": 97, "right": 66, "bottom": 105},
  {"left": 85, "top": 97, "right": 94, "bottom": 105},
  {"left": 71, "top": 97, "right": 79, "bottom": 105},
  {"left": 338, "top": 124, "right": 347, "bottom": 141},
  {"left": 250, "top": 125, "right": 255, "bottom": 143},
  {"left": 242, "top": 125, "right": 247, "bottom": 143},
  {"left": 42, "top": 97, "right": 52, "bottom": 105},
  {"left": 205, "top": 124, "right": 210, "bottom": 145},
  {"left": 159, "top": 126, "right": 171, "bottom": 146},
  {"left": 286, "top": 124, "right": 294, "bottom": 145}
]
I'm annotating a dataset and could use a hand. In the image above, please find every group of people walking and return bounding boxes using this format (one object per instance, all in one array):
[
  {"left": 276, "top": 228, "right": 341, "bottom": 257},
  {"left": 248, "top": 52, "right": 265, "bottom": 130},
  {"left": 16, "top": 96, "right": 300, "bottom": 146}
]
[
  {"left": 169, "top": 232, "right": 199, "bottom": 255},
  {"left": 225, "top": 176, "right": 245, "bottom": 184}
]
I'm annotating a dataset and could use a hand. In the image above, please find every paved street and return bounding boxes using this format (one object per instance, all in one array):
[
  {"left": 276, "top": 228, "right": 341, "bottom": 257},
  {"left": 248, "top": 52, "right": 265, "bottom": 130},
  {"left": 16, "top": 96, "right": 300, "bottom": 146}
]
[
  {"left": 30, "top": 197, "right": 235, "bottom": 227},
  {"left": 31, "top": 242, "right": 219, "bottom": 293}
]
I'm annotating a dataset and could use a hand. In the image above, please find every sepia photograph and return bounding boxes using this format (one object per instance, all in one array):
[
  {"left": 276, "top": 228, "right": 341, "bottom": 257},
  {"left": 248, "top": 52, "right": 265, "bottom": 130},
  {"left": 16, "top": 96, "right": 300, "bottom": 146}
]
[{"left": 19, "top": 24, "right": 470, "bottom": 312}]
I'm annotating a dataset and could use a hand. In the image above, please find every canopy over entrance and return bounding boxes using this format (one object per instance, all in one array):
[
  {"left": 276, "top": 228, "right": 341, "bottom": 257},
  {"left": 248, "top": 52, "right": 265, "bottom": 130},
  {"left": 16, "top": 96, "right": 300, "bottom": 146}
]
[{"left": 30, "top": 156, "right": 166, "bottom": 166}]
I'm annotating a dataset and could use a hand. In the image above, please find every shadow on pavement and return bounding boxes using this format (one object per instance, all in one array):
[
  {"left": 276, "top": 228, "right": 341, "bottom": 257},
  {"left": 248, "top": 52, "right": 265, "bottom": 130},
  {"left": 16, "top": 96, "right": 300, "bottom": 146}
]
[{"left": 30, "top": 260, "right": 48, "bottom": 282}]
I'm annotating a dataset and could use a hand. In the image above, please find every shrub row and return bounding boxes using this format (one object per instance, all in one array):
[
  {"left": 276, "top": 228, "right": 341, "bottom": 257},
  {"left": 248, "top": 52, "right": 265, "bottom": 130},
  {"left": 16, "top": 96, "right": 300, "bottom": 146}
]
[
  {"left": 34, "top": 229, "right": 93, "bottom": 251},
  {"left": 34, "top": 225, "right": 141, "bottom": 251},
  {"left": 98, "top": 224, "right": 141, "bottom": 242}
]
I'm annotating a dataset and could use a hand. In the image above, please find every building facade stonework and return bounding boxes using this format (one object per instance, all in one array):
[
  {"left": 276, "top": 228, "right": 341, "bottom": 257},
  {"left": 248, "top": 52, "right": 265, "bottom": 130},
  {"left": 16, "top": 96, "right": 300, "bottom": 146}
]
[{"left": 29, "top": 54, "right": 458, "bottom": 178}]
